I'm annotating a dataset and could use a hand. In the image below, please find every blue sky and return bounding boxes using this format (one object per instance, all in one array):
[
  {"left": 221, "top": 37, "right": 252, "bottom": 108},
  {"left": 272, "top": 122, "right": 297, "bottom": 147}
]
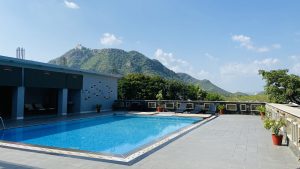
[{"left": 0, "top": 0, "right": 300, "bottom": 93}]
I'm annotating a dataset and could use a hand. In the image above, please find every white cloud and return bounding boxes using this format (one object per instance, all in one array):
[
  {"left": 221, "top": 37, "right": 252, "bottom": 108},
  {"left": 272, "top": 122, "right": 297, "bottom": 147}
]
[
  {"left": 256, "top": 47, "right": 270, "bottom": 52},
  {"left": 220, "top": 63, "right": 256, "bottom": 76},
  {"left": 220, "top": 58, "right": 280, "bottom": 77},
  {"left": 231, "top": 34, "right": 280, "bottom": 53},
  {"left": 154, "top": 49, "right": 211, "bottom": 79},
  {"left": 218, "top": 58, "right": 281, "bottom": 92},
  {"left": 154, "top": 49, "right": 188, "bottom": 72},
  {"left": 291, "top": 63, "right": 300, "bottom": 75},
  {"left": 253, "top": 58, "right": 279, "bottom": 66},
  {"left": 232, "top": 35, "right": 254, "bottom": 50},
  {"left": 232, "top": 35, "right": 251, "bottom": 44},
  {"left": 195, "top": 70, "right": 211, "bottom": 79},
  {"left": 289, "top": 55, "right": 300, "bottom": 75},
  {"left": 294, "top": 32, "right": 300, "bottom": 42},
  {"left": 100, "top": 33, "right": 122, "bottom": 46},
  {"left": 64, "top": 0, "right": 79, "bottom": 9},
  {"left": 290, "top": 55, "right": 300, "bottom": 62},
  {"left": 205, "top": 53, "right": 219, "bottom": 61},
  {"left": 272, "top": 44, "right": 281, "bottom": 49}
]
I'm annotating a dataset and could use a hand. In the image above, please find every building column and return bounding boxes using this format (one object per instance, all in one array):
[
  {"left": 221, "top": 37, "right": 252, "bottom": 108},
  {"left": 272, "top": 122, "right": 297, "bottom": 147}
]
[
  {"left": 12, "top": 86, "right": 25, "bottom": 120},
  {"left": 58, "top": 88, "right": 68, "bottom": 116}
]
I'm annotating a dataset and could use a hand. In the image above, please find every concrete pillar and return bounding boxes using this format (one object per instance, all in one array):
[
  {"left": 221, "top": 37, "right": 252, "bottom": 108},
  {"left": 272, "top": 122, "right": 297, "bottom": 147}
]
[
  {"left": 12, "top": 86, "right": 25, "bottom": 120},
  {"left": 74, "top": 90, "right": 81, "bottom": 113},
  {"left": 58, "top": 88, "right": 68, "bottom": 115}
]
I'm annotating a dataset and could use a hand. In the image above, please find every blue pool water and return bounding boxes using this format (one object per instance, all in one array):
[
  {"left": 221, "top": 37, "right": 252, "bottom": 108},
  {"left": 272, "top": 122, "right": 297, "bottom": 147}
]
[{"left": 0, "top": 115, "right": 201, "bottom": 155}]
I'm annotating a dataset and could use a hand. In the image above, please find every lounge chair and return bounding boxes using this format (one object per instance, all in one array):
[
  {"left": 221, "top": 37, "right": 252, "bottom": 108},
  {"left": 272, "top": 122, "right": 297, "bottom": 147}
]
[
  {"left": 175, "top": 103, "right": 187, "bottom": 113},
  {"left": 24, "top": 104, "right": 34, "bottom": 111},
  {"left": 46, "top": 106, "right": 56, "bottom": 111},
  {"left": 38, "top": 104, "right": 56, "bottom": 111},
  {"left": 206, "top": 103, "right": 217, "bottom": 114},
  {"left": 34, "top": 104, "right": 46, "bottom": 111},
  {"left": 190, "top": 105, "right": 202, "bottom": 114}
]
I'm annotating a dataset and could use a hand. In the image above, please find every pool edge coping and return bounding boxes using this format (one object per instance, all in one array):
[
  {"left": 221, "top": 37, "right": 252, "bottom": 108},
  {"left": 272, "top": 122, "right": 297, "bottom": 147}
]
[{"left": 0, "top": 115, "right": 217, "bottom": 164}]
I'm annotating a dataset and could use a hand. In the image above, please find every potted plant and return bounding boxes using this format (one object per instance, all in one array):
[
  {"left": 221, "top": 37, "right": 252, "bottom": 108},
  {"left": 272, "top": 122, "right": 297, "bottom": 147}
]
[
  {"left": 96, "top": 104, "right": 102, "bottom": 113},
  {"left": 217, "top": 104, "right": 225, "bottom": 115},
  {"left": 257, "top": 105, "right": 266, "bottom": 119},
  {"left": 264, "top": 118, "right": 286, "bottom": 145},
  {"left": 156, "top": 90, "right": 164, "bottom": 112}
]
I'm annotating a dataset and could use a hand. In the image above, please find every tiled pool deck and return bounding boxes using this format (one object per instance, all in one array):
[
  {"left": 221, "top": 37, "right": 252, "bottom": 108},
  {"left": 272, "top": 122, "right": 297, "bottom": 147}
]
[{"left": 0, "top": 114, "right": 299, "bottom": 169}]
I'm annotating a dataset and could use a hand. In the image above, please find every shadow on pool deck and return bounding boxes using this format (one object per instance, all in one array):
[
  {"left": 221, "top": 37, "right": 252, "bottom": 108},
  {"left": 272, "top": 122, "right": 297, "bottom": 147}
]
[
  {"left": 3, "top": 111, "right": 115, "bottom": 129},
  {"left": 0, "top": 160, "right": 42, "bottom": 169}
]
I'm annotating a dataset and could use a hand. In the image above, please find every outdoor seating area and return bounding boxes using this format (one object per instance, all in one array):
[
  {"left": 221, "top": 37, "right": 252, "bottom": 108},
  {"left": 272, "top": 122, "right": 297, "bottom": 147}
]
[
  {"left": 24, "top": 103, "right": 56, "bottom": 117},
  {"left": 25, "top": 103, "right": 56, "bottom": 112}
]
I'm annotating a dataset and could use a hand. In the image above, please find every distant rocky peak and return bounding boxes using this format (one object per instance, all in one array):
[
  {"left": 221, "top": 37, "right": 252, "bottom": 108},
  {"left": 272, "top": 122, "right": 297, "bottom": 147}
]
[{"left": 75, "top": 44, "right": 83, "bottom": 50}]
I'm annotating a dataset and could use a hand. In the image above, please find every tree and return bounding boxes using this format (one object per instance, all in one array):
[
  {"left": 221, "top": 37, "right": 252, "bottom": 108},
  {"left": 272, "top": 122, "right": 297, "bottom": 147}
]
[
  {"left": 259, "top": 69, "right": 300, "bottom": 104},
  {"left": 164, "top": 80, "right": 184, "bottom": 100},
  {"left": 118, "top": 73, "right": 213, "bottom": 100},
  {"left": 156, "top": 90, "right": 164, "bottom": 100},
  {"left": 118, "top": 74, "right": 166, "bottom": 100},
  {"left": 185, "top": 84, "right": 197, "bottom": 100},
  {"left": 205, "top": 92, "right": 224, "bottom": 101},
  {"left": 197, "top": 88, "right": 208, "bottom": 100}
]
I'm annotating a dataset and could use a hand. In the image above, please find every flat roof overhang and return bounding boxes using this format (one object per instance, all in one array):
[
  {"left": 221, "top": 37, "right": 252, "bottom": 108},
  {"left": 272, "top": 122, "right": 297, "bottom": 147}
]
[
  {"left": 0, "top": 55, "right": 122, "bottom": 79},
  {"left": 24, "top": 68, "right": 83, "bottom": 89},
  {"left": 0, "top": 65, "right": 22, "bottom": 86}
]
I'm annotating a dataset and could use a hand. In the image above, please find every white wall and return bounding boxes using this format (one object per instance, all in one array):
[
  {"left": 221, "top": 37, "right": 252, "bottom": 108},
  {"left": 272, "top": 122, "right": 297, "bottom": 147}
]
[{"left": 80, "top": 74, "right": 118, "bottom": 112}]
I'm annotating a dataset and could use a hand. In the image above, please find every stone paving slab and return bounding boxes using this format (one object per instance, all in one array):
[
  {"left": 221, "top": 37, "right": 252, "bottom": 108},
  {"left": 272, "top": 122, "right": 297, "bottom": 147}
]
[{"left": 0, "top": 115, "right": 299, "bottom": 169}]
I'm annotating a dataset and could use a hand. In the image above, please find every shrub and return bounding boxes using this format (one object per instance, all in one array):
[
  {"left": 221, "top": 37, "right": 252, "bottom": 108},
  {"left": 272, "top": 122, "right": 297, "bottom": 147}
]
[
  {"left": 256, "top": 105, "right": 266, "bottom": 112},
  {"left": 264, "top": 118, "right": 286, "bottom": 136},
  {"left": 217, "top": 104, "right": 225, "bottom": 111}
]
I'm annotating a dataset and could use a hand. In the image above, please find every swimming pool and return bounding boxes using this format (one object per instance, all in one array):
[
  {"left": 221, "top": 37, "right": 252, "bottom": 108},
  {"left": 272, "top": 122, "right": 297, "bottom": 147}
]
[{"left": 0, "top": 115, "right": 202, "bottom": 159}]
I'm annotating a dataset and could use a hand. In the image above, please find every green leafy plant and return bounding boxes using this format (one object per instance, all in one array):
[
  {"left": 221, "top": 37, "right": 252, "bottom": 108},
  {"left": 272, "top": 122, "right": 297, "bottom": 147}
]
[
  {"left": 263, "top": 118, "right": 272, "bottom": 130},
  {"left": 217, "top": 104, "right": 225, "bottom": 111},
  {"left": 256, "top": 105, "right": 266, "bottom": 113},
  {"left": 118, "top": 73, "right": 225, "bottom": 101},
  {"left": 156, "top": 90, "right": 164, "bottom": 107},
  {"left": 205, "top": 92, "right": 225, "bottom": 101},
  {"left": 264, "top": 118, "right": 286, "bottom": 136},
  {"left": 156, "top": 90, "right": 163, "bottom": 101}
]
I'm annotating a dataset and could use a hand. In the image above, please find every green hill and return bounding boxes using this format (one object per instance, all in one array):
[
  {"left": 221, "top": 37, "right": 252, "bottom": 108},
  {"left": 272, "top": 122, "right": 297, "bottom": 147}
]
[
  {"left": 232, "top": 92, "right": 249, "bottom": 96},
  {"left": 49, "top": 45, "right": 231, "bottom": 95},
  {"left": 176, "top": 73, "right": 231, "bottom": 96}
]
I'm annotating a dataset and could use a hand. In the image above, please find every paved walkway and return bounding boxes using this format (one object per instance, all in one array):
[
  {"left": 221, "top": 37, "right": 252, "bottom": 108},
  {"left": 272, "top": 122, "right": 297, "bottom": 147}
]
[{"left": 0, "top": 115, "right": 299, "bottom": 169}]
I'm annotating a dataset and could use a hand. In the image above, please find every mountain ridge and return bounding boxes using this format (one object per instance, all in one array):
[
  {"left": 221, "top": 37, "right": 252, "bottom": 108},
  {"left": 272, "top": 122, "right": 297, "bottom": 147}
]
[{"left": 49, "top": 45, "right": 231, "bottom": 95}]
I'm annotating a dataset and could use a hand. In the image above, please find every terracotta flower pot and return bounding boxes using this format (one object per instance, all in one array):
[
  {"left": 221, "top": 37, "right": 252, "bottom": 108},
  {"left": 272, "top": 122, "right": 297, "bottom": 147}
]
[
  {"left": 272, "top": 134, "right": 283, "bottom": 145},
  {"left": 260, "top": 112, "right": 265, "bottom": 119},
  {"left": 219, "top": 109, "right": 224, "bottom": 115},
  {"left": 96, "top": 108, "right": 100, "bottom": 113},
  {"left": 156, "top": 107, "right": 163, "bottom": 112}
]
